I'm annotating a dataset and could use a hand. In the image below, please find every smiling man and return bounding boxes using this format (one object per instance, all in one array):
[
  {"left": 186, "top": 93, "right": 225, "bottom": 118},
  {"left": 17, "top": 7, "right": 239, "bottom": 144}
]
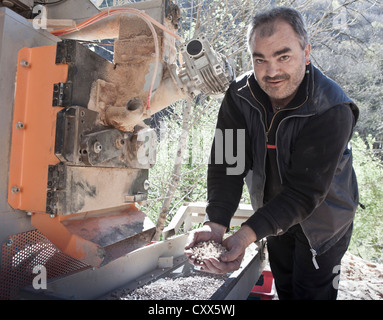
[
  {"left": 250, "top": 24, "right": 310, "bottom": 110},
  {"left": 185, "top": 7, "right": 359, "bottom": 300}
]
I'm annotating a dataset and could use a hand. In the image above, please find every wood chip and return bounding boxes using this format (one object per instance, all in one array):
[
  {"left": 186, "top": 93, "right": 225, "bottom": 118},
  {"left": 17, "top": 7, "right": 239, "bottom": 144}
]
[{"left": 190, "top": 240, "right": 227, "bottom": 263}]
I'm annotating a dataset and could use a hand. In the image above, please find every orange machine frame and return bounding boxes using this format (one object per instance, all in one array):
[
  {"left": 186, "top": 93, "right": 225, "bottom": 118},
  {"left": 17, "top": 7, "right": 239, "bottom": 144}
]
[
  {"left": 7, "top": 45, "right": 155, "bottom": 267},
  {"left": 8, "top": 45, "right": 67, "bottom": 212}
]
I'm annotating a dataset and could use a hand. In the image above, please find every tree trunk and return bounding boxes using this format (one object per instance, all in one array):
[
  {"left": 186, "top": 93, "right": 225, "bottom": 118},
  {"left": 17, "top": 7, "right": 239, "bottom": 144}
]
[{"left": 153, "top": 99, "right": 192, "bottom": 240}]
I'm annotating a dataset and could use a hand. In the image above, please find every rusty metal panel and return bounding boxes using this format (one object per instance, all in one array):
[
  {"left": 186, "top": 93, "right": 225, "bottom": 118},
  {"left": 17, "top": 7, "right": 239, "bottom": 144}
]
[
  {"left": 46, "top": 165, "right": 149, "bottom": 215},
  {"left": 31, "top": 204, "right": 156, "bottom": 267}
]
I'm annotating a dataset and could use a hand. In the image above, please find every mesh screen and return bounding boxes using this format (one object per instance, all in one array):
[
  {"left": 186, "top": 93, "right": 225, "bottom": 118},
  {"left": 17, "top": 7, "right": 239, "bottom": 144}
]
[{"left": 0, "top": 229, "right": 90, "bottom": 300}]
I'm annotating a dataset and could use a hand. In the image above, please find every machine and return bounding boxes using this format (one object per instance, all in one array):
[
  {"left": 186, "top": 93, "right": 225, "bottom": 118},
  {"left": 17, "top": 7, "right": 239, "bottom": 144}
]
[{"left": 0, "top": 0, "right": 265, "bottom": 300}]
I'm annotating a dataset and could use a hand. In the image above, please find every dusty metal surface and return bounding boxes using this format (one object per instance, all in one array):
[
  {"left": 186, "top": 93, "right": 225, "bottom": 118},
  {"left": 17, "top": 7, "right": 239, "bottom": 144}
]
[
  {"left": 55, "top": 105, "right": 156, "bottom": 169},
  {"left": 31, "top": 204, "right": 156, "bottom": 267},
  {"left": 45, "top": 165, "right": 150, "bottom": 215}
]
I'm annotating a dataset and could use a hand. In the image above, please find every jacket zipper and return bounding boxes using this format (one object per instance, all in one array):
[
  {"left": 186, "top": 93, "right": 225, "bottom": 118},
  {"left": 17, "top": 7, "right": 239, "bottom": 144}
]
[
  {"left": 244, "top": 81, "right": 321, "bottom": 269},
  {"left": 310, "top": 248, "right": 320, "bottom": 270},
  {"left": 300, "top": 221, "right": 320, "bottom": 269},
  {"left": 247, "top": 80, "right": 309, "bottom": 142},
  {"left": 274, "top": 109, "right": 320, "bottom": 270},
  {"left": 236, "top": 93, "right": 268, "bottom": 196}
]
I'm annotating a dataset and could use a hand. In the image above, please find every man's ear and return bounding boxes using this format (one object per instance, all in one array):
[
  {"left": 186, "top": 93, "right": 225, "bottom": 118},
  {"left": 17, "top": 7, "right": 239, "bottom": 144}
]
[{"left": 305, "top": 43, "right": 311, "bottom": 65}]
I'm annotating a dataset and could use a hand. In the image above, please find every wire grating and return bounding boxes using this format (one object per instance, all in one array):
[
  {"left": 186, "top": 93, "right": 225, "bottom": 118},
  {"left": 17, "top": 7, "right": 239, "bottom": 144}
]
[{"left": 0, "top": 229, "right": 90, "bottom": 300}]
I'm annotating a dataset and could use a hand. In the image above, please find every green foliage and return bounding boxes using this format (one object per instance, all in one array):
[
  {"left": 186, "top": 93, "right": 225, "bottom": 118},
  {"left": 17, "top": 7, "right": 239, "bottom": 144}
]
[
  {"left": 141, "top": 99, "right": 221, "bottom": 226},
  {"left": 349, "top": 133, "right": 383, "bottom": 263}
]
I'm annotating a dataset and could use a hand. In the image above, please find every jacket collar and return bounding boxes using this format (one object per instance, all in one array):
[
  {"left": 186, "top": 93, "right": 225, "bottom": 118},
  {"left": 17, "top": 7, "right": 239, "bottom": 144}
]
[{"left": 236, "top": 63, "right": 316, "bottom": 116}]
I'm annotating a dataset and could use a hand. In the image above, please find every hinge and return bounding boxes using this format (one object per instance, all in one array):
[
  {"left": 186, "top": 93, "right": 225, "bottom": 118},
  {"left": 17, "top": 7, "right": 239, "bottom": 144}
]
[
  {"left": 52, "top": 82, "right": 73, "bottom": 106},
  {"left": 55, "top": 39, "right": 76, "bottom": 64}
]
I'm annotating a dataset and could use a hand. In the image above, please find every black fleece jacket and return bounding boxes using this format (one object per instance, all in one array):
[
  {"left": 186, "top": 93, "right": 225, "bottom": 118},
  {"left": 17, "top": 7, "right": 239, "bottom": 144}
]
[{"left": 205, "top": 65, "right": 358, "bottom": 249}]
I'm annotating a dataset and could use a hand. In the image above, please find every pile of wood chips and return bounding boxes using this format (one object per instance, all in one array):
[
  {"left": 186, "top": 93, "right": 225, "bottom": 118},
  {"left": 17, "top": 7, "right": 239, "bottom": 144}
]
[
  {"left": 189, "top": 240, "right": 227, "bottom": 263},
  {"left": 117, "top": 273, "right": 226, "bottom": 300},
  {"left": 110, "top": 241, "right": 229, "bottom": 300}
]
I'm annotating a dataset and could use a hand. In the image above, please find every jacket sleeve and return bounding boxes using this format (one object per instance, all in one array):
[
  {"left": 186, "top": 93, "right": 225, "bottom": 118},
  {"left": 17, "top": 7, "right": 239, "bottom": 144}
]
[
  {"left": 243, "top": 104, "right": 356, "bottom": 240},
  {"left": 205, "top": 88, "right": 253, "bottom": 228}
]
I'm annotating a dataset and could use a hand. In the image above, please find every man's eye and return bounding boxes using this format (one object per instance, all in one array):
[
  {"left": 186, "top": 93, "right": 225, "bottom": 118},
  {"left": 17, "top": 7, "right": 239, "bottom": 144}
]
[
  {"left": 255, "top": 59, "right": 264, "bottom": 64},
  {"left": 280, "top": 55, "right": 290, "bottom": 61}
]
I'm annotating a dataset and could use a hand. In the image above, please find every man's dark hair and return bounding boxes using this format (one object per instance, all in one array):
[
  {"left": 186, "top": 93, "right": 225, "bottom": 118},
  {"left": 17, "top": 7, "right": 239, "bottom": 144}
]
[{"left": 247, "top": 7, "right": 309, "bottom": 49}]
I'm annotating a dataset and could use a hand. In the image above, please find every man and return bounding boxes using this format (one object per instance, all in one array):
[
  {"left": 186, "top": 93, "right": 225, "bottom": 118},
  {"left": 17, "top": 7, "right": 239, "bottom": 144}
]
[{"left": 185, "top": 7, "right": 359, "bottom": 300}]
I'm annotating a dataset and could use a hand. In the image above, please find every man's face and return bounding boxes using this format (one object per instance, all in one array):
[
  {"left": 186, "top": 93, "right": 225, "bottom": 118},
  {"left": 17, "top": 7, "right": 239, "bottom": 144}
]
[{"left": 249, "top": 19, "right": 311, "bottom": 108}]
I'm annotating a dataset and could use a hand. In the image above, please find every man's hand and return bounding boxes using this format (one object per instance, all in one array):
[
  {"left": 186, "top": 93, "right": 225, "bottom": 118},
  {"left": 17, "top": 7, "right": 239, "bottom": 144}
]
[
  {"left": 185, "top": 223, "right": 257, "bottom": 274},
  {"left": 184, "top": 222, "right": 226, "bottom": 266}
]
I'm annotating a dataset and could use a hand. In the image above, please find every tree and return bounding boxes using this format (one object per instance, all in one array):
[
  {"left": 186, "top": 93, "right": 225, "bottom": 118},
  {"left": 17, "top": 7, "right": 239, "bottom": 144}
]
[
  {"left": 350, "top": 133, "right": 383, "bottom": 263},
  {"left": 153, "top": 99, "right": 193, "bottom": 239}
]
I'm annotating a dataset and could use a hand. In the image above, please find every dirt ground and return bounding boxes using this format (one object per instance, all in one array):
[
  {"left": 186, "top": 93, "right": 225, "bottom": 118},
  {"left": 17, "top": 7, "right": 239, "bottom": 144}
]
[{"left": 337, "top": 251, "right": 383, "bottom": 300}]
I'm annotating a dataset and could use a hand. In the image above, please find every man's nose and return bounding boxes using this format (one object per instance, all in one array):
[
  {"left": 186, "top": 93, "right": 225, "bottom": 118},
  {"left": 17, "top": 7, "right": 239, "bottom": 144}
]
[{"left": 266, "top": 62, "right": 280, "bottom": 78}]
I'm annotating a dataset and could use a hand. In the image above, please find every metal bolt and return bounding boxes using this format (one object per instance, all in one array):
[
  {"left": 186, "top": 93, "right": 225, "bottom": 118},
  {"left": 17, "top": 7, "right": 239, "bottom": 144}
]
[
  {"left": 6, "top": 239, "right": 13, "bottom": 246},
  {"left": 11, "top": 186, "right": 20, "bottom": 194},
  {"left": 15, "top": 121, "right": 24, "bottom": 129},
  {"left": 20, "top": 60, "right": 30, "bottom": 67},
  {"left": 115, "top": 138, "right": 125, "bottom": 149},
  {"left": 94, "top": 141, "right": 102, "bottom": 153}
]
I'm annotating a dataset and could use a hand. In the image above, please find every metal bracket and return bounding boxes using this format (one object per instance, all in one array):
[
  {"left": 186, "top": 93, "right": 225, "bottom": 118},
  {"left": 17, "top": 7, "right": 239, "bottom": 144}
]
[
  {"left": 52, "top": 82, "right": 73, "bottom": 107},
  {"left": 46, "top": 163, "right": 66, "bottom": 215},
  {"left": 55, "top": 39, "right": 76, "bottom": 65},
  {"left": 45, "top": 163, "right": 149, "bottom": 215}
]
